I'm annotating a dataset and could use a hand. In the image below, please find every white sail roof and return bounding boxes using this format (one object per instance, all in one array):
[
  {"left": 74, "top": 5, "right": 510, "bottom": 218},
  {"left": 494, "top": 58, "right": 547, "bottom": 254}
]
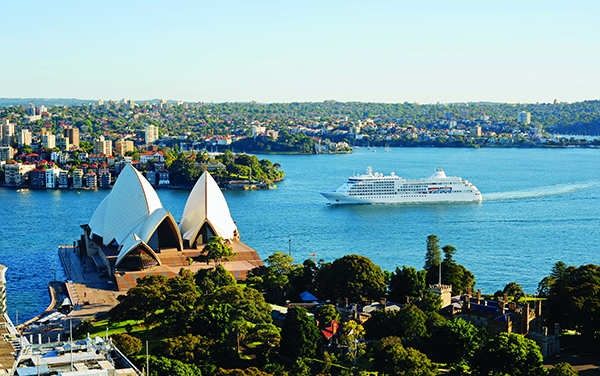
[
  {"left": 179, "top": 171, "right": 238, "bottom": 243},
  {"left": 88, "top": 164, "right": 163, "bottom": 246}
]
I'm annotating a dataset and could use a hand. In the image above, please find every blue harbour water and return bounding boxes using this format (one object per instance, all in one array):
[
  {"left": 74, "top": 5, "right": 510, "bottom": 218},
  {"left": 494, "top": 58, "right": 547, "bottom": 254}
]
[{"left": 2, "top": 147, "right": 600, "bottom": 323}]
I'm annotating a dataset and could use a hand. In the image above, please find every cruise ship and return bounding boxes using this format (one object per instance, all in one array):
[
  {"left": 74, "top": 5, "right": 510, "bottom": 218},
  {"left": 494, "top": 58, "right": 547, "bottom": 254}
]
[{"left": 320, "top": 167, "right": 482, "bottom": 205}]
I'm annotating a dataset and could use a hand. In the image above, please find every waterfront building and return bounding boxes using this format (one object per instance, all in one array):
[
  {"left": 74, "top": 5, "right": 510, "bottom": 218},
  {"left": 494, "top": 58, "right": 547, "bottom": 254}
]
[
  {"left": 86, "top": 171, "right": 98, "bottom": 188},
  {"left": 144, "top": 125, "right": 159, "bottom": 145},
  {"left": 30, "top": 169, "right": 46, "bottom": 188},
  {"left": 42, "top": 134, "right": 56, "bottom": 149},
  {"left": 45, "top": 167, "right": 61, "bottom": 188},
  {"left": 59, "top": 170, "right": 69, "bottom": 188},
  {"left": 82, "top": 164, "right": 183, "bottom": 277},
  {"left": 80, "top": 166, "right": 262, "bottom": 290},
  {"left": 18, "top": 129, "right": 32, "bottom": 147},
  {"left": 115, "top": 139, "right": 134, "bottom": 156},
  {"left": 4, "top": 162, "right": 36, "bottom": 186},
  {"left": 518, "top": 111, "right": 531, "bottom": 124},
  {"left": 157, "top": 169, "right": 170, "bottom": 186},
  {"left": 145, "top": 170, "right": 157, "bottom": 186},
  {"left": 72, "top": 169, "right": 84, "bottom": 188},
  {"left": 0, "top": 146, "right": 15, "bottom": 161},
  {"left": 99, "top": 171, "right": 111, "bottom": 188}
]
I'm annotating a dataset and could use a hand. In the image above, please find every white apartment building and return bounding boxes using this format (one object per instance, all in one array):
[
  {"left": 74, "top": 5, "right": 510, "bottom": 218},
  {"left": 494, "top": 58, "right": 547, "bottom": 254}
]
[
  {"left": 45, "top": 167, "right": 61, "bottom": 188},
  {"left": 518, "top": 111, "right": 531, "bottom": 124},
  {"left": 72, "top": 169, "right": 84, "bottom": 188},
  {"left": 18, "top": 130, "right": 32, "bottom": 147},
  {"left": 145, "top": 125, "right": 159, "bottom": 145},
  {"left": 42, "top": 134, "right": 56, "bottom": 149}
]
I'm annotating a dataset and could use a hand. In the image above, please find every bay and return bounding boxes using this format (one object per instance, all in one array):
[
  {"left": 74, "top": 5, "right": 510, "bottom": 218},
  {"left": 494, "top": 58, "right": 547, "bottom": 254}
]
[{"left": 2, "top": 147, "right": 600, "bottom": 323}]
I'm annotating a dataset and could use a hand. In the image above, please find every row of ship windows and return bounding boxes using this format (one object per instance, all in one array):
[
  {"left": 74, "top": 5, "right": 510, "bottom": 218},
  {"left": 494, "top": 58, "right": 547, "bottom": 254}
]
[{"left": 348, "top": 190, "right": 470, "bottom": 196}]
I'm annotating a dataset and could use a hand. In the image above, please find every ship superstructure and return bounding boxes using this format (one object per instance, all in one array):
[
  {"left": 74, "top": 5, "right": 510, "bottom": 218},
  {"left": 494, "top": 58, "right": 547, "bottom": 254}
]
[{"left": 320, "top": 167, "right": 482, "bottom": 204}]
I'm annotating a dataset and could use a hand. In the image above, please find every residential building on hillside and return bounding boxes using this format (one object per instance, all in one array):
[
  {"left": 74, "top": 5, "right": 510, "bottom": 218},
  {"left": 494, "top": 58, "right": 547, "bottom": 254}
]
[
  {"left": 145, "top": 124, "right": 159, "bottom": 145},
  {"left": 18, "top": 130, "right": 32, "bottom": 147},
  {"left": 57, "top": 134, "right": 71, "bottom": 150},
  {"left": 1, "top": 120, "right": 15, "bottom": 146},
  {"left": 64, "top": 126, "right": 79, "bottom": 147},
  {"left": 518, "top": 111, "right": 531, "bottom": 124},
  {"left": 93, "top": 136, "right": 112, "bottom": 156},
  {"left": 42, "top": 134, "right": 56, "bottom": 149},
  {"left": 0, "top": 146, "right": 15, "bottom": 161},
  {"left": 139, "top": 151, "right": 165, "bottom": 163},
  {"left": 115, "top": 139, "right": 134, "bottom": 156}
]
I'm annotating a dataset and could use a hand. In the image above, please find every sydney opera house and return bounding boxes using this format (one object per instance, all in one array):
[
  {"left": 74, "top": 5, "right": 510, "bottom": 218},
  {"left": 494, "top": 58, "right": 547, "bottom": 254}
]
[{"left": 80, "top": 164, "right": 262, "bottom": 290}]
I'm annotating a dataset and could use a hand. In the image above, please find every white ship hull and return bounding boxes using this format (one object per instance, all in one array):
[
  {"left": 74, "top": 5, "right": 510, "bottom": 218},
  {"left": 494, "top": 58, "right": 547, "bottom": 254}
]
[{"left": 320, "top": 167, "right": 482, "bottom": 205}]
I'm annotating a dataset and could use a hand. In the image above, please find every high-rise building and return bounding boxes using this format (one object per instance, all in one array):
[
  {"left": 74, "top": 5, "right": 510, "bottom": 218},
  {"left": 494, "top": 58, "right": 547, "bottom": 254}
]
[
  {"left": 42, "top": 134, "right": 56, "bottom": 149},
  {"left": 45, "top": 167, "right": 61, "bottom": 188},
  {"left": 56, "top": 134, "right": 71, "bottom": 150},
  {"left": 93, "top": 135, "right": 113, "bottom": 156},
  {"left": 0, "top": 146, "right": 15, "bottom": 161},
  {"left": 115, "top": 139, "right": 134, "bottom": 156},
  {"left": 59, "top": 170, "right": 69, "bottom": 188},
  {"left": 18, "top": 130, "right": 32, "bottom": 147},
  {"left": 63, "top": 126, "right": 80, "bottom": 147},
  {"left": 72, "top": 169, "right": 84, "bottom": 188},
  {"left": 1, "top": 120, "right": 15, "bottom": 146},
  {"left": 145, "top": 125, "right": 159, "bottom": 145},
  {"left": 517, "top": 111, "right": 531, "bottom": 124}
]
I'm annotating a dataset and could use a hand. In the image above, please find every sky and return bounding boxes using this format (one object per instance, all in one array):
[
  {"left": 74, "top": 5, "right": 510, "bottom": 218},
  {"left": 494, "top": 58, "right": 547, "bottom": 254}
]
[{"left": 1, "top": 0, "right": 599, "bottom": 104}]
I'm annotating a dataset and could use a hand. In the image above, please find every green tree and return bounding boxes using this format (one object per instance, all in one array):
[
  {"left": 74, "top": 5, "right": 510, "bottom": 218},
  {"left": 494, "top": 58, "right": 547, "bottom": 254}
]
[
  {"left": 203, "top": 236, "right": 236, "bottom": 265},
  {"left": 371, "top": 336, "right": 437, "bottom": 376},
  {"left": 388, "top": 265, "right": 427, "bottom": 303},
  {"left": 427, "top": 318, "right": 486, "bottom": 366},
  {"left": 314, "top": 304, "right": 340, "bottom": 328},
  {"left": 471, "top": 332, "right": 546, "bottom": 376},
  {"left": 424, "top": 235, "right": 441, "bottom": 271},
  {"left": 279, "top": 306, "right": 322, "bottom": 360},
  {"left": 147, "top": 356, "right": 203, "bottom": 376},
  {"left": 363, "top": 304, "right": 427, "bottom": 343},
  {"left": 109, "top": 274, "right": 168, "bottom": 329},
  {"left": 316, "top": 254, "right": 386, "bottom": 302},
  {"left": 548, "top": 362, "right": 578, "bottom": 376},
  {"left": 209, "top": 285, "right": 273, "bottom": 325},
  {"left": 547, "top": 263, "right": 600, "bottom": 338},
  {"left": 503, "top": 282, "right": 525, "bottom": 297},
  {"left": 111, "top": 333, "right": 142, "bottom": 358},
  {"left": 195, "top": 264, "right": 236, "bottom": 294}
]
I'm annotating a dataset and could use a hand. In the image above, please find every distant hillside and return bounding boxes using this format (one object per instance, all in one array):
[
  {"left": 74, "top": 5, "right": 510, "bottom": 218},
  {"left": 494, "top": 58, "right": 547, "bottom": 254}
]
[
  {"left": 0, "top": 98, "right": 92, "bottom": 107},
  {"left": 0, "top": 98, "right": 181, "bottom": 107}
]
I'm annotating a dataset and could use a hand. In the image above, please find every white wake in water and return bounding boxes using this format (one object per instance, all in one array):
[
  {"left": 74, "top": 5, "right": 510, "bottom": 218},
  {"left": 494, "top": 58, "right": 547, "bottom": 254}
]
[{"left": 484, "top": 180, "right": 600, "bottom": 200}]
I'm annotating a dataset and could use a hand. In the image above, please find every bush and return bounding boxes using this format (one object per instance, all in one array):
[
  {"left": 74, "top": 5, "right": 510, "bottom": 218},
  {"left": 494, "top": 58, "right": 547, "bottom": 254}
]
[{"left": 111, "top": 333, "right": 143, "bottom": 358}]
